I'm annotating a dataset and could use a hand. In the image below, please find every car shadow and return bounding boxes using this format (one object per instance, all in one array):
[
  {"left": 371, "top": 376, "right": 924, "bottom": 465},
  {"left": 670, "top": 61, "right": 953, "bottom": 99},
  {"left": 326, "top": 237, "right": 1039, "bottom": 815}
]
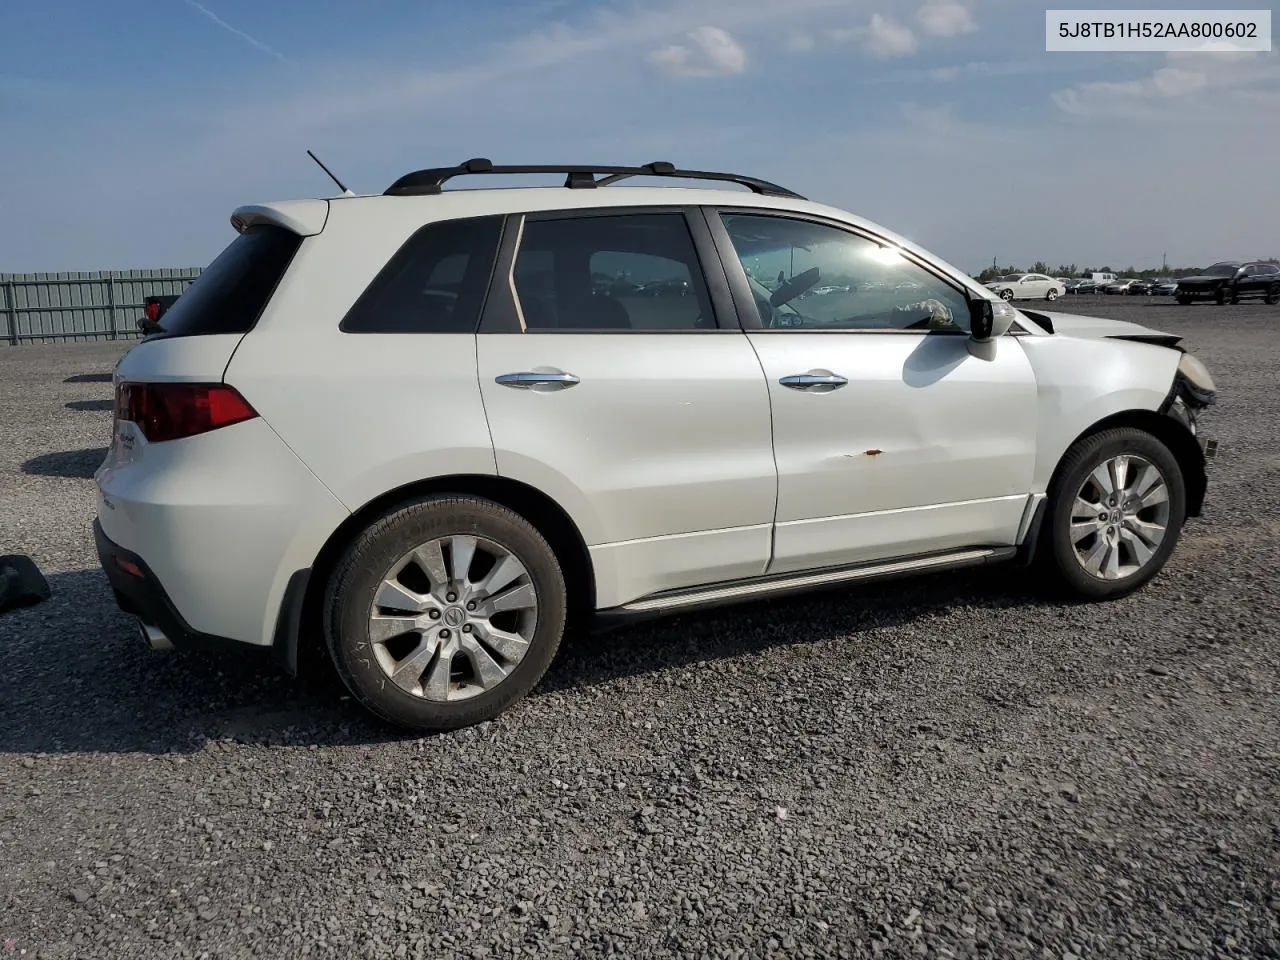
[
  {"left": 63, "top": 373, "right": 112, "bottom": 384},
  {"left": 20, "top": 447, "right": 108, "bottom": 479},
  {"left": 65, "top": 399, "right": 113, "bottom": 412},
  {"left": 0, "top": 565, "right": 1053, "bottom": 756}
]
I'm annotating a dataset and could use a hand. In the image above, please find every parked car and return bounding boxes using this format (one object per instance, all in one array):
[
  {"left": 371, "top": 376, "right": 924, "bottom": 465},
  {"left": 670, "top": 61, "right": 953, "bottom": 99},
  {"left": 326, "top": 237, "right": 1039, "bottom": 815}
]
[
  {"left": 984, "top": 273, "right": 1067, "bottom": 302},
  {"left": 1152, "top": 278, "right": 1179, "bottom": 297},
  {"left": 1175, "top": 261, "right": 1280, "bottom": 305},
  {"left": 136, "top": 294, "right": 181, "bottom": 335},
  {"left": 94, "top": 158, "right": 1219, "bottom": 732},
  {"left": 1128, "top": 279, "right": 1157, "bottom": 296},
  {"left": 1103, "top": 279, "right": 1141, "bottom": 295},
  {"left": 1070, "top": 278, "right": 1101, "bottom": 294}
]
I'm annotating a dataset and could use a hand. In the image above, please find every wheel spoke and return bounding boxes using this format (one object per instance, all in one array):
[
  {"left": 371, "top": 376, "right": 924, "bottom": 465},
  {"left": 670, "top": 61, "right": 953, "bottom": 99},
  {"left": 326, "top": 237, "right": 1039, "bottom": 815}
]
[
  {"left": 1108, "top": 456, "right": 1131, "bottom": 497},
  {"left": 1070, "top": 519, "right": 1105, "bottom": 544},
  {"left": 422, "top": 643, "right": 455, "bottom": 700},
  {"left": 375, "top": 580, "right": 432, "bottom": 613},
  {"left": 473, "top": 621, "right": 531, "bottom": 662},
  {"left": 412, "top": 541, "right": 450, "bottom": 590},
  {"left": 486, "top": 582, "right": 537, "bottom": 615},
  {"left": 1072, "top": 495, "right": 1102, "bottom": 520},
  {"left": 1125, "top": 516, "right": 1166, "bottom": 547},
  {"left": 474, "top": 553, "right": 526, "bottom": 599},
  {"left": 460, "top": 635, "right": 509, "bottom": 690},
  {"left": 1101, "top": 539, "right": 1121, "bottom": 579},
  {"left": 449, "top": 536, "right": 477, "bottom": 586},
  {"left": 1130, "top": 463, "right": 1163, "bottom": 500},
  {"left": 390, "top": 635, "right": 441, "bottom": 693},
  {"left": 1080, "top": 537, "right": 1108, "bottom": 576},
  {"left": 369, "top": 615, "right": 421, "bottom": 644},
  {"left": 1139, "top": 480, "right": 1169, "bottom": 509},
  {"left": 1120, "top": 527, "right": 1154, "bottom": 568},
  {"left": 1089, "top": 463, "right": 1116, "bottom": 497}
]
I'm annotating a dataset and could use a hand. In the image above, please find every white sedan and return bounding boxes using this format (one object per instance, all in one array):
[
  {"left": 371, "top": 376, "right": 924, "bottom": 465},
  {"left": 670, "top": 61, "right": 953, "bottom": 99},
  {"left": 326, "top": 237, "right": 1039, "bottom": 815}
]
[{"left": 986, "top": 273, "right": 1067, "bottom": 302}]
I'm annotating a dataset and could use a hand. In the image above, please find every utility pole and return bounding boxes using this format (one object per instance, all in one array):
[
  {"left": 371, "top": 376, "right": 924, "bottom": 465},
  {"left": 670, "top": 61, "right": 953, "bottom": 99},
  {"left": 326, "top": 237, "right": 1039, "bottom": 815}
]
[{"left": 1162, "top": 252, "right": 1167, "bottom": 273}]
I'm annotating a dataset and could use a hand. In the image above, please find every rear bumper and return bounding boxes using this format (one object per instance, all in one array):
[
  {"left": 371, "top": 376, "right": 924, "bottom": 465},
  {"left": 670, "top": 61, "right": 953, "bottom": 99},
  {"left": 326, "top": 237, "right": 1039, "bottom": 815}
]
[{"left": 94, "top": 518, "right": 256, "bottom": 655}]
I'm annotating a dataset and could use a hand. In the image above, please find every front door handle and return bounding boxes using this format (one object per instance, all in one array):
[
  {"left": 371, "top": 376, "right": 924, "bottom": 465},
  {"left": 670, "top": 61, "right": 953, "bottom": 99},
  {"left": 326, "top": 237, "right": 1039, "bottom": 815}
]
[
  {"left": 495, "top": 371, "right": 581, "bottom": 390},
  {"left": 779, "top": 371, "right": 848, "bottom": 392}
]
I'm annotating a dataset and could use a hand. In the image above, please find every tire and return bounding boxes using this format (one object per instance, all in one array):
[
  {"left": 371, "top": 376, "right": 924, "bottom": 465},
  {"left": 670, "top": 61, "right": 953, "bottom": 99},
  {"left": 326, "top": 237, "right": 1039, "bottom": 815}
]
[
  {"left": 1039, "top": 427, "right": 1186, "bottom": 601},
  {"left": 1266, "top": 284, "right": 1280, "bottom": 305},
  {"left": 1000, "top": 289, "right": 1015, "bottom": 301},
  {"left": 1217, "top": 286, "right": 1233, "bottom": 305},
  {"left": 323, "top": 495, "right": 568, "bottom": 731},
  {"left": 1046, "top": 288, "right": 1059, "bottom": 301}
]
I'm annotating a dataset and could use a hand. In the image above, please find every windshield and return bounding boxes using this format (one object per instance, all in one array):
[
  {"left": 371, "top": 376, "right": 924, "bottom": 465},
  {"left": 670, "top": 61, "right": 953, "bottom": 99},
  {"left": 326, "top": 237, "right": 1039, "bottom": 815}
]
[{"left": 1202, "top": 263, "right": 1240, "bottom": 277}]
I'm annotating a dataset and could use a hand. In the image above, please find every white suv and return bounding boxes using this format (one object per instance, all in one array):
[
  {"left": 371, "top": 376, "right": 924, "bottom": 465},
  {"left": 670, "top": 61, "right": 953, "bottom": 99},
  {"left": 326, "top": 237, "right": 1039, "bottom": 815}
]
[{"left": 94, "top": 159, "right": 1219, "bottom": 731}]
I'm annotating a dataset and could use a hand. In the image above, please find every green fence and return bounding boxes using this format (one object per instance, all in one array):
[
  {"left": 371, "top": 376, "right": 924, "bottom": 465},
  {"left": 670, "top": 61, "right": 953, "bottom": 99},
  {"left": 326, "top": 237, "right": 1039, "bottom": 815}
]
[{"left": 0, "top": 269, "right": 202, "bottom": 345}]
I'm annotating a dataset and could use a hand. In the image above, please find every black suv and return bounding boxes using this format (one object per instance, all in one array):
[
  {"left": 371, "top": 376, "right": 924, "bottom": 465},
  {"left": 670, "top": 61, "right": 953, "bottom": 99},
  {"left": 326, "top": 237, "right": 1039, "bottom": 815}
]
[{"left": 1176, "top": 261, "right": 1280, "bottom": 305}]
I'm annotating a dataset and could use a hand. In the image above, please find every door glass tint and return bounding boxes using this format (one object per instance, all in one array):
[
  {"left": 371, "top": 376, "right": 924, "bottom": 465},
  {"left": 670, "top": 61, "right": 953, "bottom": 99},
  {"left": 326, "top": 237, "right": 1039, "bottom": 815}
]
[
  {"left": 719, "top": 213, "right": 969, "bottom": 332},
  {"left": 154, "top": 224, "right": 302, "bottom": 338},
  {"left": 342, "top": 215, "right": 503, "bottom": 333},
  {"left": 513, "top": 214, "right": 716, "bottom": 331}
]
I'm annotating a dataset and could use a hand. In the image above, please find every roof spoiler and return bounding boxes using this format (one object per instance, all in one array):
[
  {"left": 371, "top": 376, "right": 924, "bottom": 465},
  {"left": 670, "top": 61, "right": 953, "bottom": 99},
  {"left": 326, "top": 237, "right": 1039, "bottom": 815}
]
[{"left": 230, "top": 200, "right": 330, "bottom": 237}]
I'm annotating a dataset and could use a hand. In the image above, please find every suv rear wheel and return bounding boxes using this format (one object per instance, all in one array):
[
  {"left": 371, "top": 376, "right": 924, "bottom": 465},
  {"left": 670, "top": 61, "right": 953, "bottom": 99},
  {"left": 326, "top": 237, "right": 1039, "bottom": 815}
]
[
  {"left": 324, "top": 495, "right": 567, "bottom": 730},
  {"left": 1040, "top": 427, "right": 1186, "bottom": 601},
  {"left": 1266, "top": 284, "right": 1280, "bottom": 305}
]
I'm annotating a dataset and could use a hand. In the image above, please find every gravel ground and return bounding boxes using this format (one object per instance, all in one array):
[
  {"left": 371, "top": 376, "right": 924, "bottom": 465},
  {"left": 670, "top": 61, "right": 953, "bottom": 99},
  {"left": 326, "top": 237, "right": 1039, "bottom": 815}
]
[{"left": 1, "top": 299, "right": 1278, "bottom": 959}]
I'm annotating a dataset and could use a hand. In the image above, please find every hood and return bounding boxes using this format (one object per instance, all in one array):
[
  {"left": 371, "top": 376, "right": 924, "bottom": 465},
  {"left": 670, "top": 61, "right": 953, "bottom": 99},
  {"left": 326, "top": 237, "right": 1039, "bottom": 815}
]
[
  {"left": 1018, "top": 310, "right": 1182, "bottom": 347},
  {"left": 1178, "top": 274, "right": 1230, "bottom": 285}
]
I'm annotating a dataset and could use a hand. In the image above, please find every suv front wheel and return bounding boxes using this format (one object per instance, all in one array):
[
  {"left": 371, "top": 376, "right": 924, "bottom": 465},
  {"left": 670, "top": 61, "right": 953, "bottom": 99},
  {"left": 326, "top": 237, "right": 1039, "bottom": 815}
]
[
  {"left": 324, "top": 495, "right": 568, "bottom": 731},
  {"left": 1041, "top": 427, "right": 1186, "bottom": 601}
]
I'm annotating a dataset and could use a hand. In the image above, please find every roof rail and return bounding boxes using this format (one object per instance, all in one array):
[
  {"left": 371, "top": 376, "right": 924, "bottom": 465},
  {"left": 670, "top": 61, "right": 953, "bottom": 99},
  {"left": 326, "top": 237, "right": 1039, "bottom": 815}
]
[{"left": 382, "top": 159, "right": 805, "bottom": 199}]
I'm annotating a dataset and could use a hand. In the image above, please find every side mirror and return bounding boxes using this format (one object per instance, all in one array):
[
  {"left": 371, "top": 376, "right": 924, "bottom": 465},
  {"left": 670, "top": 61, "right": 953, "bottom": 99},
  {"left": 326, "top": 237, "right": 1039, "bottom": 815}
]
[{"left": 968, "top": 297, "right": 1015, "bottom": 343}]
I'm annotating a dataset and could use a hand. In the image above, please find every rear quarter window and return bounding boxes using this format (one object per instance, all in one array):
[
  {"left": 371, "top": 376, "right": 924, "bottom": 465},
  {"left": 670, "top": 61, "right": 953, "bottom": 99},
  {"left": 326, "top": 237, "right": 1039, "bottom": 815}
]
[
  {"left": 340, "top": 215, "right": 503, "bottom": 334},
  {"left": 155, "top": 224, "right": 302, "bottom": 338}
]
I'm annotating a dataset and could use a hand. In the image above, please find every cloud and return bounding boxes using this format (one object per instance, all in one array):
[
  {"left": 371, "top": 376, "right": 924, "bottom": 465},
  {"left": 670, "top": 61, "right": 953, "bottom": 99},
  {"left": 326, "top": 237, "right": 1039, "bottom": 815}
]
[
  {"left": 1053, "top": 50, "right": 1280, "bottom": 116},
  {"left": 915, "top": 0, "right": 976, "bottom": 38},
  {"left": 180, "top": 0, "right": 294, "bottom": 65},
  {"left": 865, "top": 14, "right": 917, "bottom": 58},
  {"left": 648, "top": 26, "right": 748, "bottom": 78}
]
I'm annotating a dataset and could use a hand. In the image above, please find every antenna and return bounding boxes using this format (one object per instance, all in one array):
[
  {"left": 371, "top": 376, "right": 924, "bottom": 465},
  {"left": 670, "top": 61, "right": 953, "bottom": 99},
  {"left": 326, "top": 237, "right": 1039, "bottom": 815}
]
[{"left": 307, "top": 149, "right": 356, "bottom": 197}]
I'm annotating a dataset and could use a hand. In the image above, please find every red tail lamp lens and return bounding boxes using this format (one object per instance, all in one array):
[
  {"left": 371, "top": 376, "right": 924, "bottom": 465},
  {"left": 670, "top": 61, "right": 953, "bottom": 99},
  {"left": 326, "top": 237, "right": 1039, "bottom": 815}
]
[{"left": 116, "top": 383, "right": 258, "bottom": 443}]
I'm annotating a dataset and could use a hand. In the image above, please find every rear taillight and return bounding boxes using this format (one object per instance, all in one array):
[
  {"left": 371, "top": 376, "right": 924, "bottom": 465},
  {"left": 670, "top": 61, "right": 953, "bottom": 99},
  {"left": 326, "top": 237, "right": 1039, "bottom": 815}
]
[
  {"left": 144, "top": 301, "right": 161, "bottom": 322},
  {"left": 115, "top": 382, "right": 258, "bottom": 443}
]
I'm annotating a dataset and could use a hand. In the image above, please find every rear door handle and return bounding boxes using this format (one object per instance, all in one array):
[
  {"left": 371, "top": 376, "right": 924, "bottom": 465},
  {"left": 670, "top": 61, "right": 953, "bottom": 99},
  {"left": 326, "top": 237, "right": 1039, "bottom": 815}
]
[
  {"left": 779, "top": 371, "right": 848, "bottom": 392},
  {"left": 495, "top": 371, "right": 581, "bottom": 390}
]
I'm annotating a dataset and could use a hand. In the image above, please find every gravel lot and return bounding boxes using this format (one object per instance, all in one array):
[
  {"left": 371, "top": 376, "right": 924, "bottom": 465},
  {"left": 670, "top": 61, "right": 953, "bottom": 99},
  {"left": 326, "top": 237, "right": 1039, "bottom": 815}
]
[{"left": 1, "top": 297, "right": 1278, "bottom": 959}]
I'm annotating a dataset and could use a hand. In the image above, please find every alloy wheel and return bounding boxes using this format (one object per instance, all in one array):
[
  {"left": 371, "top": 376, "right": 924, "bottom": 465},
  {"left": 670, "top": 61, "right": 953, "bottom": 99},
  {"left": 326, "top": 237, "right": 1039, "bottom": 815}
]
[
  {"left": 1069, "top": 455, "right": 1171, "bottom": 581},
  {"left": 366, "top": 536, "right": 538, "bottom": 701}
]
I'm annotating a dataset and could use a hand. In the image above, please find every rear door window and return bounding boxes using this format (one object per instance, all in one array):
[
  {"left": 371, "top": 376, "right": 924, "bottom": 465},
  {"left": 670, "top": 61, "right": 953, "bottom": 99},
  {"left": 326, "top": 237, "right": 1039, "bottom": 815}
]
[
  {"left": 511, "top": 213, "right": 717, "bottom": 331},
  {"left": 155, "top": 224, "right": 302, "bottom": 337}
]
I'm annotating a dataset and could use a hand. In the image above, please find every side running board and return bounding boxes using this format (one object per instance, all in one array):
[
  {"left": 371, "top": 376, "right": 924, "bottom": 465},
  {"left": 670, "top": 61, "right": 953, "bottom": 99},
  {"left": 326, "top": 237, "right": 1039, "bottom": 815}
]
[{"left": 595, "top": 546, "right": 1017, "bottom": 624}]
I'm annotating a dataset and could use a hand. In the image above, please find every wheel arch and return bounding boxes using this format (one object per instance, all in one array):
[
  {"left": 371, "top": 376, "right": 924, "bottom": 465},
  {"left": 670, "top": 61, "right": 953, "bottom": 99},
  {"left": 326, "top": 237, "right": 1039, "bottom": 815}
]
[
  {"left": 1044, "top": 409, "right": 1207, "bottom": 519},
  {"left": 292, "top": 474, "right": 596, "bottom": 676}
]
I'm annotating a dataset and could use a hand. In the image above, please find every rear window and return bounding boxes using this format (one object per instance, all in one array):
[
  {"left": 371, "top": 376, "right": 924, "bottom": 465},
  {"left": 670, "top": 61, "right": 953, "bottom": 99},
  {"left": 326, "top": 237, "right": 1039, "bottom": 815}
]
[{"left": 155, "top": 224, "right": 302, "bottom": 337}]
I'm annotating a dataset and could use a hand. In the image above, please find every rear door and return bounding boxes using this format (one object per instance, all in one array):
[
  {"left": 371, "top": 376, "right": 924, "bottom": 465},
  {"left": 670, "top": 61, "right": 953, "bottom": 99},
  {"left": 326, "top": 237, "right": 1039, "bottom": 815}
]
[{"left": 474, "top": 208, "right": 777, "bottom": 608}]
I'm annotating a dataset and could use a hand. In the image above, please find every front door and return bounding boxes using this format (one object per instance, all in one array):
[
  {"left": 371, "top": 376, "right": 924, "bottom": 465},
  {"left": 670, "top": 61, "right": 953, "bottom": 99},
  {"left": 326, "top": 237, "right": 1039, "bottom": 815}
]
[
  {"left": 475, "top": 208, "right": 777, "bottom": 607},
  {"left": 707, "top": 209, "right": 1039, "bottom": 575}
]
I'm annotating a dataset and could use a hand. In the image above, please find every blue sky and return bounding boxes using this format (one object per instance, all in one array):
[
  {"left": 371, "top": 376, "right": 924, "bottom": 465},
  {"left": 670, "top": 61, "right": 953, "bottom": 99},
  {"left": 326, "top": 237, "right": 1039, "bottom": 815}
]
[{"left": 1, "top": 0, "right": 1276, "bottom": 273}]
